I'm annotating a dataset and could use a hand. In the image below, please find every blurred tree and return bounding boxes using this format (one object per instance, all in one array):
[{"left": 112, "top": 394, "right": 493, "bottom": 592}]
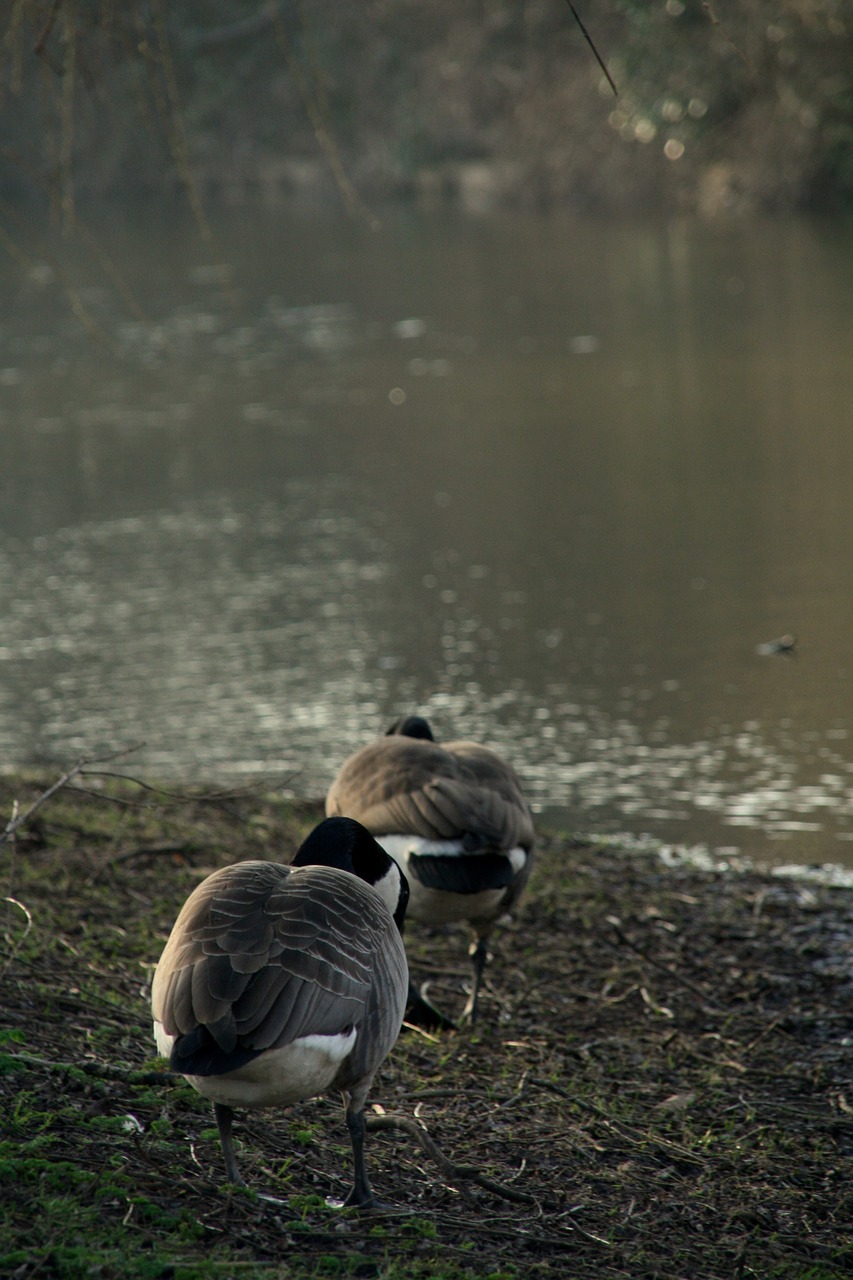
[{"left": 1, "top": 2, "right": 852, "bottom": 216}]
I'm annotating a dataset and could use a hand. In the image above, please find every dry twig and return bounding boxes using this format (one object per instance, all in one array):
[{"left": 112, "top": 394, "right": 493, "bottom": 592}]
[
  {"left": 3, "top": 1050, "right": 180, "bottom": 1087},
  {"left": 1, "top": 745, "right": 145, "bottom": 847},
  {"left": 366, "top": 1111, "right": 553, "bottom": 1209}
]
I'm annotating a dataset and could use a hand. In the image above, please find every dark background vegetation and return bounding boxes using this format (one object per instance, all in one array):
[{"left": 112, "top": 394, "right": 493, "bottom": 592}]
[{"left": 2, "top": 1, "right": 853, "bottom": 218}]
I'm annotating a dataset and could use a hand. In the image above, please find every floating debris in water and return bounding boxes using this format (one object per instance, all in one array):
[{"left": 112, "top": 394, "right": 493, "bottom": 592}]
[
  {"left": 756, "top": 634, "right": 797, "bottom": 657},
  {"left": 393, "top": 317, "right": 427, "bottom": 339},
  {"left": 568, "top": 334, "right": 600, "bottom": 355}
]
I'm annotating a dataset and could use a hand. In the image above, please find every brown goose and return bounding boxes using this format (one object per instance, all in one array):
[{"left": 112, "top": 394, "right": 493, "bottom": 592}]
[
  {"left": 151, "top": 816, "right": 408, "bottom": 1207},
  {"left": 326, "top": 715, "right": 535, "bottom": 1026}
]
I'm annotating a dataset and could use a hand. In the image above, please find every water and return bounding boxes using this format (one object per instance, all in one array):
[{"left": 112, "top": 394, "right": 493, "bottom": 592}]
[{"left": 2, "top": 205, "right": 853, "bottom": 873}]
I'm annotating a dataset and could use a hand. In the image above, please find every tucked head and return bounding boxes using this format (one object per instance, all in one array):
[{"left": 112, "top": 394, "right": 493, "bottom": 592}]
[
  {"left": 292, "top": 816, "right": 409, "bottom": 929},
  {"left": 385, "top": 714, "right": 435, "bottom": 741}
]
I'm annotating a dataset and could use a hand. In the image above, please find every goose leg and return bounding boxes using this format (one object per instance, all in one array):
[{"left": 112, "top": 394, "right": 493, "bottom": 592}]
[
  {"left": 461, "top": 934, "right": 489, "bottom": 1024},
  {"left": 340, "top": 1106, "right": 376, "bottom": 1209},
  {"left": 214, "top": 1102, "right": 246, "bottom": 1186}
]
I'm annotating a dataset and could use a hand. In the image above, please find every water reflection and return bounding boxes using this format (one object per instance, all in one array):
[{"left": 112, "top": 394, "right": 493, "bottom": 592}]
[{"left": 1, "top": 208, "right": 852, "bottom": 870}]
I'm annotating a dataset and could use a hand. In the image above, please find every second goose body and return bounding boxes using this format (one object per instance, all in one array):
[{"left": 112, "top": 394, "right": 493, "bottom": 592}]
[{"left": 326, "top": 715, "right": 535, "bottom": 1025}]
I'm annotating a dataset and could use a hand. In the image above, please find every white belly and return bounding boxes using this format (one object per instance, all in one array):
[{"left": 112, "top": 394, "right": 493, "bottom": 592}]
[
  {"left": 154, "top": 1024, "right": 357, "bottom": 1108},
  {"left": 409, "top": 881, "right": 508, "bottom": 925}
]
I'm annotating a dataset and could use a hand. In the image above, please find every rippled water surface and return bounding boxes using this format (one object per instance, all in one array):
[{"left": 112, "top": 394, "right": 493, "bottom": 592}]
[{"left": 2, "top": 206, "right": 853, "bottom": 871}]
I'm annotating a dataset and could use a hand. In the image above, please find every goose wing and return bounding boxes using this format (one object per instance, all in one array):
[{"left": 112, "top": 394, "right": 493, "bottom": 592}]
[
  {"left": 327, "top": 737, "right": 535, "bottom": 852},
  {"left": 152, "top": 861, "right": 404, "bottom": 1073}
]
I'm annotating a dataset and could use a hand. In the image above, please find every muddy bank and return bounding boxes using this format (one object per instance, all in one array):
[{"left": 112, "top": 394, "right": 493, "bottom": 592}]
[{"left": 2, "top": 772, "right": 852, "bottom": 1277}]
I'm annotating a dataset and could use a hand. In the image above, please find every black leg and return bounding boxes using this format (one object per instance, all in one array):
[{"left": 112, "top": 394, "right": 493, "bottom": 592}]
[
  {"left": 214, "top": 1102, "right": 246, "bottom": 1186},
  {"left": 341, "top": 1107, "right": 376, "bottom": 1208}
]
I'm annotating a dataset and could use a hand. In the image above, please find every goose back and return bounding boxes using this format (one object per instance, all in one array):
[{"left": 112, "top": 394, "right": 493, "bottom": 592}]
[
  {"left": 152, "top": 859, "right": 407, "bottom": 1095},
  {"left": 326, "top": 736, "right": 535, "bottom": 854}
]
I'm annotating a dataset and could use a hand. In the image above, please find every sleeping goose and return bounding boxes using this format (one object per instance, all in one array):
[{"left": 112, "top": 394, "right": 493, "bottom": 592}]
[
  {"left": 326, "top": 715, "right": 535, "bottom": 1026},
  {"left": 151, "top": 816, "right": 408, "bottom": 1207}
]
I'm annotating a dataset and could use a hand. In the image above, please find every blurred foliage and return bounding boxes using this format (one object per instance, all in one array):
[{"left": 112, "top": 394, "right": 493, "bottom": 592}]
[
  {"left": 609, "top": 0, "right": 853, "bottom": 208},
  {"left": 1, "top": 1, "right": 852, "bottom": 213}
]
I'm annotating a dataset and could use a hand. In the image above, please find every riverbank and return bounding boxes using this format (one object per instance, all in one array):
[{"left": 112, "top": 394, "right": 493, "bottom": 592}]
[{"left": 2, "top": 771, "right": 852, "bottom": 1277}]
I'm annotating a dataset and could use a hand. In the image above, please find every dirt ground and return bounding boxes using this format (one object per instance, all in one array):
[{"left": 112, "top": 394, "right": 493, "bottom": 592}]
[{"left": 2, "top": 772, "right": 852, "bottom": 1279}]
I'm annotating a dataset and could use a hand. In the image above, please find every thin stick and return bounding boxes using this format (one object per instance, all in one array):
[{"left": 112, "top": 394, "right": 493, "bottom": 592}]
[
  {"left": 607, "top": 917, "right": 722, "bottom": 1010},
  {"left": 1, "top": 745, "right": 144, "bottom": 846},
  {"left": 566, "top": 2, "right": 618, "bottom": 97},
  {"left": 33, "top": 0, "right": 64, "bottom": 68},
  {"left": 3, "top": 1050, "right": 181, "bottom": 1087},
  {"left": 702, "top": 3, "right": 756, "bottom": 74},
  {"left": 70, "top": 769, "right": 299, "bottom": 806},
  {"left": 0, "top": 897, "right": 33, "bottom": 979},
  {"left": 2, "top": 758, "right": 87, "bottom": 844},
  {"left": 366, "top": 1113, "right": 546, "bottom": 1207},
  {"left": 107, "top": 841, "right": 193, "bottom": 867}
]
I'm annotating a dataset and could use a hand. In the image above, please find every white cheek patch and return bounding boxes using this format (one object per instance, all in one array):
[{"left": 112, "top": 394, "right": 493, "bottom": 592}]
[{"left": 370, "top": 860, "right": 405, "bottom": 918}]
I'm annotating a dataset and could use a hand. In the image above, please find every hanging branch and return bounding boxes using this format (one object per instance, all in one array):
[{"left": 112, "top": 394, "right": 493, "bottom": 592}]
[
  {"left": 566, "top": 2, "right": 618, "bottom": 97},
  {"left": 33, "top": 0, "right": 65, "bottom": 75}
]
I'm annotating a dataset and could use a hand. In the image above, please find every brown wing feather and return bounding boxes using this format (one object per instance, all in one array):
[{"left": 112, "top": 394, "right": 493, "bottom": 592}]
[
  {"left": 326, "top": 737, "right": 535, "bottom": 852},
  {"left": 152, "top": 861, "right": 407, "bottom": 1068}
]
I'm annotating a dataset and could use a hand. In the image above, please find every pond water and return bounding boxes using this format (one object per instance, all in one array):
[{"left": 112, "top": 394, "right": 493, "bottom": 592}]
[{"left": 2, "top": 205, "right": 853, "bottom": 874}]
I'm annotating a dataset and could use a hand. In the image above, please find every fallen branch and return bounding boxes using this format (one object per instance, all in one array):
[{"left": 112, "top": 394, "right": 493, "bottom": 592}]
[
  {"left": 2, "top": 758, "right": 87, "bottom": 845},
  {"left": 607, "top": 916, "right": 723, "bottom": 1011},
  {"left": 366, "top": 1112, "right": 546, "bottom": 1208},
  {"left": 73, "top": 770, "right": 299, "bottom": 806},
  {"left": 1, "top": 745, "right": 145, "bottom": 846},
  {"left": 3, "top": 1050, "right": 180, "bottom": 1088}
]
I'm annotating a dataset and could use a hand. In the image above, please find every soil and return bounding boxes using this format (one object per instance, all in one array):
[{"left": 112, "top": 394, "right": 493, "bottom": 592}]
[{"left": 2, "top": 772, "right": 853, "bottom": 1279}]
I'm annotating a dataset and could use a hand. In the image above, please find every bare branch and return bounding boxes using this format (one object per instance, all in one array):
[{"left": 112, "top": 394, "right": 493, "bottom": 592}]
[
  {"left": 0, "top": 897, "right": 33, "bottom": 979},
  {"left": 2, "top": 1050, "right": 180, "bottom": 1087},
  {"left": 366, "top": 1112, "right": 545, "bottom": 1207},
  {"left": 1, "top": 745, "right": 145, "bottom": 846},
  {"left": 33, "top": 0, "right": 65, "bottom": 75}
]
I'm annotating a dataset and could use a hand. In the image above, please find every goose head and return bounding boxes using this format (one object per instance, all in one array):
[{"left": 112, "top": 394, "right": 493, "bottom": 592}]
[{"left": 385, "top": 714, "right": 435, "bottom": 741}]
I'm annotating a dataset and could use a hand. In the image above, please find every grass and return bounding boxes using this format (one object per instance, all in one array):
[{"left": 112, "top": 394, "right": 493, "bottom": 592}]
[{"left": 2, "top": 771, "right": 853, "bottom": 1278}]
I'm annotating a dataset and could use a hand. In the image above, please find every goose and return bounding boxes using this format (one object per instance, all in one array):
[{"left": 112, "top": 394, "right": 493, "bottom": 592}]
[
  {"left": 151, "top": 816, "right": 409, "bottom": 1207},
  {"left": 326, "top": 715, "right": 535, "bottom": 1026}
]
